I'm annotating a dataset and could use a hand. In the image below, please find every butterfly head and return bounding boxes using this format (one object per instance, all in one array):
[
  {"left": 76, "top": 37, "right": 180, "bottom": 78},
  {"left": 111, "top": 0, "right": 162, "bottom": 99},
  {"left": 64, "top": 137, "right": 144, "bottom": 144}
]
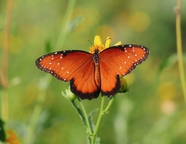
[{"left": 90, "top": 44, "right": 105, "bottom": 54}]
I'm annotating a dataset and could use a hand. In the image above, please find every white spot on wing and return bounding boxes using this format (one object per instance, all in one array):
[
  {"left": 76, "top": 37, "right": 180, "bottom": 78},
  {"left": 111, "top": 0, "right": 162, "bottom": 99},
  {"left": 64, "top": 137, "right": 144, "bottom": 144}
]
[{"left": 60, "top": 54, "right": 63, "bottom": 58}]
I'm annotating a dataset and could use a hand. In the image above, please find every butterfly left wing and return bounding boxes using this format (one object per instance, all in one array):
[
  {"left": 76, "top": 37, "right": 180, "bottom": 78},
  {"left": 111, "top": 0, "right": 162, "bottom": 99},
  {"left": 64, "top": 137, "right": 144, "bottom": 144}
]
[
  {"left": 99, "top": 44, "right": 149, "bottom": 96},
  {"left": 36, "top": 50, "right": 100, "bottom": 99}
]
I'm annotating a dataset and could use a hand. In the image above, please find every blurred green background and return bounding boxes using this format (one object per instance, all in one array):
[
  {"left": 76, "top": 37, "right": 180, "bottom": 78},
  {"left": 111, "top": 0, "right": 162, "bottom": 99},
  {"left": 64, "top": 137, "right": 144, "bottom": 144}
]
[{"left": 0, "top": 0, "right": 186, "bottom": 143}]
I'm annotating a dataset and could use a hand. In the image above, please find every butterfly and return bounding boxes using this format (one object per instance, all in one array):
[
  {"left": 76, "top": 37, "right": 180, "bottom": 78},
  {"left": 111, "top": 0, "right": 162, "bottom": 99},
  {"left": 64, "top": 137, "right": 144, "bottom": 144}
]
[{"left": 35, "top": 44, "right": 149, "bottom": 100}]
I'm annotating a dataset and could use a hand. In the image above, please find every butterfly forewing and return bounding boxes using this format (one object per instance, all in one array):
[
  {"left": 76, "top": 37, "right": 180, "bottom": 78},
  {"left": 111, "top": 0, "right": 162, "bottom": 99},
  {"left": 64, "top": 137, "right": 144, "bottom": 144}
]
[{"left": 36, "top": 50, "right": 91, "bottom": 81}]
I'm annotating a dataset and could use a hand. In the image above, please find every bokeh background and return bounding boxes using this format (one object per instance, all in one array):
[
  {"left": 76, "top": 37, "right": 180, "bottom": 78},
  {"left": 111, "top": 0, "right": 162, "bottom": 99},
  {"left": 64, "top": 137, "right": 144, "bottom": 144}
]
[{"left": 0, "top": 0, "right": 186, "bottom": 143}]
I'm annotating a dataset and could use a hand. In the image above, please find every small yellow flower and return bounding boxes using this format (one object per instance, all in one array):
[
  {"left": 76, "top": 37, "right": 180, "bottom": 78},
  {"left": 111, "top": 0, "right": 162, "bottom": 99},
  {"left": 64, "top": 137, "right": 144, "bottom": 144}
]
[{"left": 89, "top": 35, "right": 122, "bottom": 54}]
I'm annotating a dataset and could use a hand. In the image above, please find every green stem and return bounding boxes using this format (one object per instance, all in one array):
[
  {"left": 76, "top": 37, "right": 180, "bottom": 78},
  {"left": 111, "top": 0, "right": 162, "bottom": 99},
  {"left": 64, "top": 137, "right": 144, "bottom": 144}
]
[
  {"left": 78, "top": 99, "right": 93, "bottom": 135},
  {"left": 91, "top": 96, "right": 105, "bottom": 144},
  {"left": 103, "top": 96, "right": 115, "bottom": 113},
  {"left": 175, "top": 0, "right": 186, "bottom": 102},
  {"left": 73, "top": 96, "right": 115, "bottom": 144},
  {"left": 95, "top": 96, "right": 105, "bottom": 134},
  {"left": 55, "top": 0, "right": 76, "bottom": 50}
]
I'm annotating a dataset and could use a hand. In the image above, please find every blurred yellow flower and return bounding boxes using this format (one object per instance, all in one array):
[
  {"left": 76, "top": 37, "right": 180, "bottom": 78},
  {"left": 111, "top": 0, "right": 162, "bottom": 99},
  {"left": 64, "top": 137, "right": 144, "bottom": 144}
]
[
  {"left": 6, "top": 130, "right": 20, "bottom": 144},
  {"left": 128, "top": 11, "right": 150, "bottom": 32}
]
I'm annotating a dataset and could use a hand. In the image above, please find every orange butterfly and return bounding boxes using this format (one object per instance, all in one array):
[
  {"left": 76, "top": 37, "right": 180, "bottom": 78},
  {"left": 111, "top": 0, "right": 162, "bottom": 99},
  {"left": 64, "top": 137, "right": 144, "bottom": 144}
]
[{"left": 36, "top": 44, "right": 149, "bottom": 100}]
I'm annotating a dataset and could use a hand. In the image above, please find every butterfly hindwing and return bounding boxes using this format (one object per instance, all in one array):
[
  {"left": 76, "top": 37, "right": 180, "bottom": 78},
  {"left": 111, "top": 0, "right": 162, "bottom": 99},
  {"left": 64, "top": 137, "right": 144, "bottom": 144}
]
[{"left": 70, "top": 58, "right": 100, "bottom": 99}]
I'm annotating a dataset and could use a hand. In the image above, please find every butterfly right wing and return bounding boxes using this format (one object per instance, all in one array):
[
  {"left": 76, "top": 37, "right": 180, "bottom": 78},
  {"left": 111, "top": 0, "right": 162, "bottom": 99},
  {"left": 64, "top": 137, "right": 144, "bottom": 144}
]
[
  {"left": 99, "top": 45, "right": 149, "bottom": 96},
  {"left": 35, "top": 50, "right": 100, "bottom": 99}
]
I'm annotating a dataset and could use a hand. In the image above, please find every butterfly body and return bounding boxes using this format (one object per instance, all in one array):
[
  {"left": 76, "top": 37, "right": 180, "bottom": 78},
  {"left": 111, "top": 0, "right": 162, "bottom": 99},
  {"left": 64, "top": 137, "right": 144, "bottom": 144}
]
[
  {"left": 92, "top": 49, "right": 101, "bottom": 88},
  {"left": 36, "top": 44, "right": 149, "bottom": 100}
]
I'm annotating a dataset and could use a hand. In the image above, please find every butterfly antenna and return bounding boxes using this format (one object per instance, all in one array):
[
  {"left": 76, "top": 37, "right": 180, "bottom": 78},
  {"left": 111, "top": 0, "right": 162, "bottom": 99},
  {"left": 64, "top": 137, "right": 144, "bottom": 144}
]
[
  {"left": 101, "top": 37, "right": 111, "bottom": 47},
  {"left": 88, "top": 37, "right": 112, "bottom": 49},
  {"left": 88, "top": 40, "right": 94, "bottom": 46}
]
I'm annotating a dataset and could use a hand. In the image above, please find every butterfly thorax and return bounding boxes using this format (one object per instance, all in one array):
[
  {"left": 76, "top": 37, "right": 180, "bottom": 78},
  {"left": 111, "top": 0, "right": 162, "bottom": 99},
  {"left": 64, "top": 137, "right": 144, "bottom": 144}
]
[{"left": 93, "top": 49, "right": 101, "bottom": 88}]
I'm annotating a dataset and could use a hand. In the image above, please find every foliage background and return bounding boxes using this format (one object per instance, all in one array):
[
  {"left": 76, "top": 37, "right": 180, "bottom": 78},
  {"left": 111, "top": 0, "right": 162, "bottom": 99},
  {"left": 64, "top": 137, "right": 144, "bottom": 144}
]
[{"left": 0, "top": 0, "right": 186, "bottom": 143}]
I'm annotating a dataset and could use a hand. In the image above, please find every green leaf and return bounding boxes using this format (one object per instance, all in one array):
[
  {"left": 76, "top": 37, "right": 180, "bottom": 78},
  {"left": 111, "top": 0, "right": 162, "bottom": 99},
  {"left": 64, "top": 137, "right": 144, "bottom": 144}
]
[
  {"left": 0, "top": 119, "right": 6, "bottom": 142},
  {"left": 88, "top": 108, "right": 99, "bottom": 132},
  {"left": 71, "top": 100, "right": 87, "bottom": 127},
  {"left": 95, "top": 136, "right": 101, "bottom": 144},
  {"left": 158, "top": 54, "right": 177, "bottom": 74}
]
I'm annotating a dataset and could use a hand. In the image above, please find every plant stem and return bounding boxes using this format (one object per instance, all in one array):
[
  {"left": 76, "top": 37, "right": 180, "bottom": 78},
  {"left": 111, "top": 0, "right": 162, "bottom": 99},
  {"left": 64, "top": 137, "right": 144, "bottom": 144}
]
[
  {"left": 95, "top": 96, "right": 105, "bottom": 134},
  {"left": 1, "top": 0, "right": 13, "bottom": 88},
  {"left": 103, "top": 96, "right": 115, "bottom": 113},
  {"left": 91, "top": 96, "right": 115, "bottom": 144},
  {"left": 79, "top": 99, "right": 93, "bottom": 135},
  {"left": 175, "top": 0, "right": 186, "bottom": 102},
  {"left": 0, "top": 0, "right": 13, "bottom": 122},
  {"left": 91, "top": 96, "right": 105, "bottom": 144},
  {"left": 55, "top": 0, "right": 76, "bottom": 50}
]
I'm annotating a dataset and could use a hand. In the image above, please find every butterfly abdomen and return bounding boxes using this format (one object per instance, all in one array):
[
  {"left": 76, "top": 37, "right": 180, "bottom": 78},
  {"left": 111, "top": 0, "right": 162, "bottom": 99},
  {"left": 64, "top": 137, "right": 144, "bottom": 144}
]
[{"left": 93, "top": 49, "right": 101, "bottom": 88}]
